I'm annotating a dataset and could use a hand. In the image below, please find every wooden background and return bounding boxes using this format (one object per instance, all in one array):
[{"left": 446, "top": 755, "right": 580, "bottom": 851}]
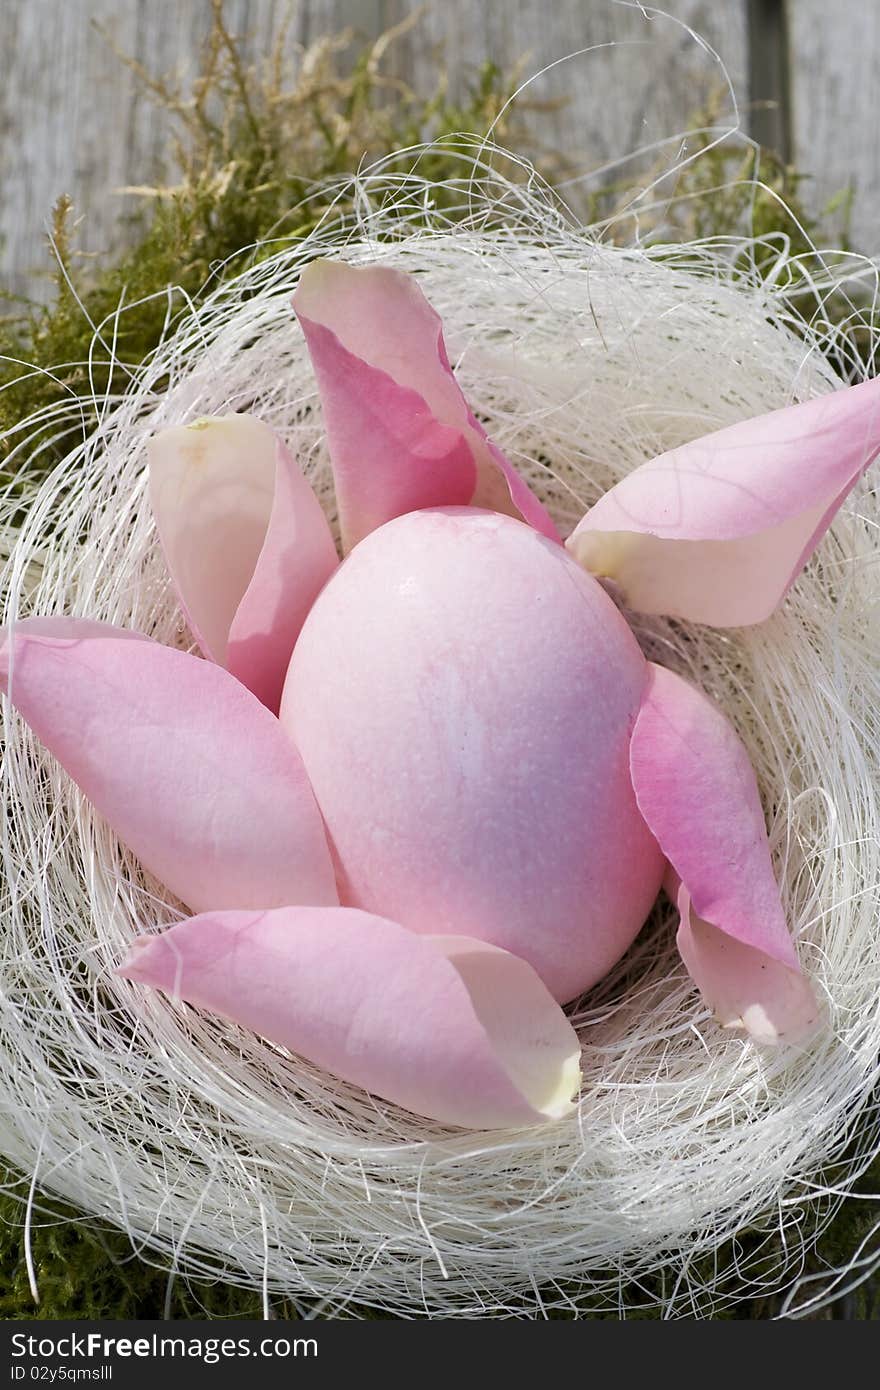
[{"left": 0, "top": 0, "right": 878, "bottom": 300}]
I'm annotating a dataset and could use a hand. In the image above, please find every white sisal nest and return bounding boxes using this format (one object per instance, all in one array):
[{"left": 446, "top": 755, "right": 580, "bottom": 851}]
[{"left": 2, "top": 155, "right": 880, "bottom": 1318}]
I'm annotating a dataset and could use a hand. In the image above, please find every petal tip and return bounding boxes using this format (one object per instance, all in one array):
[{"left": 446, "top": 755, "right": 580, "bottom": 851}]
[
  {"left": 116, "top": 935, "right": 165, "bottom": 986},
  {"left": 293, "top": 255, "right": 341, "bottom": 298},
  {"left": 676, "top": 910, "right": 821, "bottom": 1050},
  {"left": 537, "top": 1047, "right": 582, "bottom": 1120},
  {"left": 717, "top": 969, "right": 823, "bottom": 1048}
]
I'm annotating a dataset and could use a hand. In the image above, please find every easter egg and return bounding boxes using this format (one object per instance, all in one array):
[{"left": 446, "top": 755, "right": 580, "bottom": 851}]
[{"left": 280, "top": 507, "right": 664, "bottom": 1002}]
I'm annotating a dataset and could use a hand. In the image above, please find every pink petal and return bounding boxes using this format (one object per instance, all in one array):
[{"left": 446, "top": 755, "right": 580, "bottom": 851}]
[
  {"left": 118, "top": 906, "right": 582, "bottom": 1130},
  {"left": 292, "top": 259, "right": 559, "bottom": 550},
  {"left": 673, "top": 879, "right": 820, "bottom": 1045},
  {"left": 0, "top": 619, "right": 337, "bottom": 911},
  {"left": 629, "top": 662, "right": 818, "bottom": 1043},
  {"left": 148, "top": 414, "right": 338, "bottom": 711},
  {"left": 568, "top": 376, "right": 880, "bottom": 626}
]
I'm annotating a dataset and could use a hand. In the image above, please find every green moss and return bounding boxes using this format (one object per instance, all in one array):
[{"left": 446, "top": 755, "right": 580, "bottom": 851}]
[
  {"left": 0, "top": 1187, "right": 278, "bottom": 1319},
  {"left": 1, "top": 7, "right": 878, "bottom": 1321}
]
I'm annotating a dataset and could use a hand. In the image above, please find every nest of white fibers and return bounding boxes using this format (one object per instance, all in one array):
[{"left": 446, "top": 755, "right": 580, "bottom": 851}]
[{"left": 2, "top": 154, "right": 880, "bottom": 1320}]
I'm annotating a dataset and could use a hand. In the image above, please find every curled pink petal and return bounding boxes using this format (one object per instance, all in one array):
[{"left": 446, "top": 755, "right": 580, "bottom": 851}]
[
  {"left": 149, "top": 414, "right": 338, "bottom": 710},
  {"left": 118, "top": 906, "right": 582, "bottom": 1130},
  {"left": 0, "top": 619, "right": 337, "bottom": 911},
  {"left": 673, "top": 880, "right": 819, "bottom": 1045},
  {"left": 568, "top": 376, "right": 880, "bottom": 626},
  {"left": 293, "top": 259, "right": 559, "bottom": 549},
  {"left": 629, "top": 662, "right": 818, "bottom": 1043}
]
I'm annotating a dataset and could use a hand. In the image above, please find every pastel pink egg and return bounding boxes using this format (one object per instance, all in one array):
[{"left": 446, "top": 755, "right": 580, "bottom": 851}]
[{"left": 280, "top": 507, "right": 664, "bottom": 1003}]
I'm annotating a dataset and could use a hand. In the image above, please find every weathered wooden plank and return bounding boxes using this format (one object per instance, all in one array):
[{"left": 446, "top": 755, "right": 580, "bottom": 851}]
[
  {"left": 0, "top": 0, "right": 750, "bottom": 302},
  {"left": 787, "top": 0, "right": 880, "bottom": 254},
  {"left": 0, "top": 0, "right": 322, "bottom": 301},
  {"left": 383, "top": 0, "right": 749, "bottom": 203},
  {"left": 17, "top": 2, "right": 880, "bottom": 288},
  {"left": 1, "top": 0, "right": 213, "bottom": 302},
  {"left": 12, "top": 1, "right": 880, "bottom": 299}
]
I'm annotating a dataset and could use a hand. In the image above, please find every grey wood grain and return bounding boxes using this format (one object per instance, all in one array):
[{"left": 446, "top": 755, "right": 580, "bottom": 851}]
[
  {"left": 787, "top": 0, "right": 880, "bottom": 253},
  {"left": 383, "top": 0, "right": 749, "bottom": 203},
  {"left": 1, "top": 2, "right": 878, "bottom": 296},
  {"left": 0, "top": 0, "right": 382, "bottom": 301},
  {"left": 1, "top": 0, "right": 219, "bottom": 302},
  {"left": 0, "top": 0, "right": 748, "bottom": 301}
]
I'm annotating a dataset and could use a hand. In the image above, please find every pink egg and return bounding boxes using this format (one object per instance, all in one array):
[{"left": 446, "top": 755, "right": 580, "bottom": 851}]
[{"left": 280, "top": 507, "right": 664, "bottom": 1002}]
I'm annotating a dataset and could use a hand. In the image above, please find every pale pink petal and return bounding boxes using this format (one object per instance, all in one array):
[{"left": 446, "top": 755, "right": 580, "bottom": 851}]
[
  {"left": 568, "top": 376, "right": 880, "bottom": 625},
  {"left": 149, "top": 414, "right": 338, "bottom": 710},
  {"left": 0, "top": 619, "right": 337, "bottom": 911},
  {"left": 119, "top": 906, "right": 581, "bottom": 1130},
  {"left": 293, "top": 259, "right": 559, "bottom": 549},
  {"left": 629, "top": 662, "right": 818, "bottom": 1043},
  {"left": 673, "top": 879, "right": 820, "bottom": 1045}
]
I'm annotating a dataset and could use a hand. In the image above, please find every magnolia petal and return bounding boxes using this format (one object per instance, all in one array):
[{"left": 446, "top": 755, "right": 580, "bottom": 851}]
[
  {"left": 568, "top": 376, "right": 880, "bottom": 625},
  {"left": 0, "top": 619, "right": 337, "bottom": 911},
  {"left": 293, "top": 258, "right": 559, "bottom": 549},
  {"left": 149, "top": 414, "right": 338, "bottom": 710},
  {"left": 673, "top": 880, "right": 820, "bottom": 1045},
  {"left": 118, "top": 906, "right": 582, "bottom": 1130},
  {"left": 629, "top": 662, "right": 817, "bottom": 1043}
]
